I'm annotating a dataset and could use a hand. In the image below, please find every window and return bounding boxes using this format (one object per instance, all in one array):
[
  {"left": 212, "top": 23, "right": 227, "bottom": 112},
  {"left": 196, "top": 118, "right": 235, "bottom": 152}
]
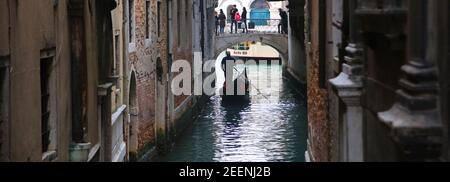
[
  {"left": 177, "top": 1, "right": 181, "bottom": 47},
  {"left": 0, "top": 62, "right": 7, "bottom": 161},
  {"left": 233, "top": 42, "right": 250, "bottom": 50},
  {"left": 157, "top": 1, "right": 161, "bottom": 37},
  {"left": 41, "top": 58, "right": 51, "bottom": 153},
  {"left": 184, "top": 0, "right": 189, "bottom": 46},
  {"left": 40, "top": 49, "right": 57, "bottom": 161},
  {"left": 0, "top": 68, "right": 3, "bottom": 159},
  {"left": 128, "top": 0, "right": 135, "bottom": 43},
  {"left": 114, "top": 34, "right": 120, "bottom": 76},
  {"left": 146, "top": 0, "right": 150, "bottom": 39},
  {"left": 114, "top": 34, "right": 121, "bottom": 104},
  {"left": 307, "top": 1, "right": 312, "bottom": 43}
]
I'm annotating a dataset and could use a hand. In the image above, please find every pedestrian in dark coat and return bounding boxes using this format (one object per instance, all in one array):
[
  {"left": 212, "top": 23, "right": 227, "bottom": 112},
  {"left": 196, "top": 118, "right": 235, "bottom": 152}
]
[
  {"left": 230, "top": 5, "right": 238, "bottom": 34},
  {"left": 218, "top": 9, "right": 227, "bottom": 35},
  {"left": 279, "top": 9, "right": 288, "bottom": 34},
  {"left": 241, "top": 7, "right": 248, "bottom": 33}
]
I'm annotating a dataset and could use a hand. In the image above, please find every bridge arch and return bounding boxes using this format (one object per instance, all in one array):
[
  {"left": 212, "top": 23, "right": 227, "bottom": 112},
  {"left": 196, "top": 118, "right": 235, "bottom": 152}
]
[{"left": 214, "top": 34, "right": 289, "bottom": 64}]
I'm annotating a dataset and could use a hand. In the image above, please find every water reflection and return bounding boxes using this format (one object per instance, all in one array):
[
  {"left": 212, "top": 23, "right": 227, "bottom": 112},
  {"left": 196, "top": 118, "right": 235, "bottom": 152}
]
[{"left": 158, "top": 63, "right": 307, "bottom": 162}]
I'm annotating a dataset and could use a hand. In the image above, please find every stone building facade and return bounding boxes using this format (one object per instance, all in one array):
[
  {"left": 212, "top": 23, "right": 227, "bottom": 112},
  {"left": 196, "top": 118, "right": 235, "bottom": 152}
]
[
  {"left": 0, "top": 0, "right": 118, "bottom": 162},
  {"left": 111, "top": 0, "right": 128, "bottom": 162},
  {"left": 305, "top": 0, "right": 331, "bottom": 162},
  {"left": 302, "top": 0, "right": 449, "bottom": 162},
  {"left": 115, "top": 0, "right": 218, "bottom": 161},
  {"left": 0, "top": 0, "right": 218, "bottom": 162},
  {"left": 120, "top": 0, "right": 169, "bottom": 161},
  {"left": 285, "top": 0, "right": 307, "bottom": 84}
]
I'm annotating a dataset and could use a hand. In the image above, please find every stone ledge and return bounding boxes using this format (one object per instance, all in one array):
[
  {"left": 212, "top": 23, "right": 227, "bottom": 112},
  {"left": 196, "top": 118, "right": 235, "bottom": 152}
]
[{"left": 378, "top": 103, "right": 443, "bottom": 160}]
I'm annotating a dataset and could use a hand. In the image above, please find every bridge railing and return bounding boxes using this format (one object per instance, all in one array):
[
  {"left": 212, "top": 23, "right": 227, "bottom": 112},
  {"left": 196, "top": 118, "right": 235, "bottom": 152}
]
[{"left": 216, "top": 19, "right": 288, "bottom": 36}]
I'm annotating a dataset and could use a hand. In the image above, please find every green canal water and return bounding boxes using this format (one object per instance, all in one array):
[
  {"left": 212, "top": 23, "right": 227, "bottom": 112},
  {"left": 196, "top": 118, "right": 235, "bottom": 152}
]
[{"left": 158, "top": 63, "right": 308, "bottom": 162}]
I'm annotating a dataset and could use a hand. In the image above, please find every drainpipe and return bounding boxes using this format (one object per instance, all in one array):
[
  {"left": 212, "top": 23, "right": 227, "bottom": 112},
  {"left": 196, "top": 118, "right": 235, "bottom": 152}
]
[{"left": 167, "top": 0, "right": 176, "bottom": 142}]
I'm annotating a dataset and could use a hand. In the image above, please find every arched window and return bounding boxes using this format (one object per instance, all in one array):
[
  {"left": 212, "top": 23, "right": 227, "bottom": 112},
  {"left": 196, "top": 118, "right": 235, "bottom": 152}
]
[
  {"left": 128, "top": 0, "right": 135, "bottom": 43},
  {"left": 250, "top": 0, "right": 270, "bottom": 25}
]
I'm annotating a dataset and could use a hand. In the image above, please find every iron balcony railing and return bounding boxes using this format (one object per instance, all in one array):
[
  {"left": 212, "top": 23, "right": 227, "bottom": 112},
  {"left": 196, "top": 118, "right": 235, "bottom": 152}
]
[{"left": 217, "top": 19, "right": 286, "bottom": 35}]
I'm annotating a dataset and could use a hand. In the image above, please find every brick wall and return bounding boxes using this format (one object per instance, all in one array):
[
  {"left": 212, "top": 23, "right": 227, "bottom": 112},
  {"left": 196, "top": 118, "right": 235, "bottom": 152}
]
[{"left": 127, "top": 0, "right": 168, "bottom": 151}]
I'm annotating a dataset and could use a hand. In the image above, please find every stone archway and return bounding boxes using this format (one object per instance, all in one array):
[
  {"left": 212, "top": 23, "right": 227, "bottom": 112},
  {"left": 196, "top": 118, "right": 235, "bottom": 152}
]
[
  {"left": 218, "top": 0, "right": 245, "bottom": 16},
  {"left": 128, "top": 71, "right": 139, "bottom": 161},
  {"left": 215, "top": 34, "right": 289, "bottom": 64},
  {"left": 219, "top": 0, "right": 244, "bottom": 9},
  {"left": 226, "top": 5, "right": 235, "bottom": 19}
]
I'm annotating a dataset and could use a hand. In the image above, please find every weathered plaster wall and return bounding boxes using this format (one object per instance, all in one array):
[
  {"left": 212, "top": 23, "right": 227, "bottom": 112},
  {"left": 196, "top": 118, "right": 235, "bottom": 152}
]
[
  {"left": 4, "top": 0, "right": 72, "bottom": 162},
  {"left": 112, "top": 0, "right": 126, "bottom": 112},
  {"left": 0, "top": 1, "right": 10, "bottom": 56},
  {"left": 286, "top": 0, "right": 306, "bottom": 83},
  {"left": 85, "top": 0, "right": 100, "bottom": 154},
  {"left": 0, "top": 0, "right": 117, "bottom": 162},
  {"left": 172, "top": 0, "right": 194, "bottom": 108},
  {"left": 306, "top": 0, "right": 330, "bottom": 162}
]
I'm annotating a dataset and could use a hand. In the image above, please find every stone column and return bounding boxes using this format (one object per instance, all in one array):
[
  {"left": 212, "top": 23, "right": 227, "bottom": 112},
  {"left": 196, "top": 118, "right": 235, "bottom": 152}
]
[
  {"left": 98, "top": 83, "right": 114, "bottom": 162},
  {"left": 68, "top": 0, "right": 91, "bottom": 162},
  {"left": 329, "top": 0, "right": 364, "bottom": 162},
  {"left": 378, "top": 0, "right": 443, "bottom": 161}
]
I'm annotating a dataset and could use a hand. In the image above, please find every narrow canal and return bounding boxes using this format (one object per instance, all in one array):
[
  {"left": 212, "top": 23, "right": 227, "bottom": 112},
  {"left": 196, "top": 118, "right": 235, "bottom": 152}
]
[{"left": 159, "top": 60, "right": 308, "bottom": 162}]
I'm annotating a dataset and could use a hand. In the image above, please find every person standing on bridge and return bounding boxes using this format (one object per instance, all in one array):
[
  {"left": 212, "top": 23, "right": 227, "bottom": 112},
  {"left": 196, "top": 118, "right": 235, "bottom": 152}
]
[
  {"left": 230, "top": 5, "right": 238, "bottom": 34},
  {"left": 234, "top": 12, "right": 241, "bottom": 34},
  {"left": 218, "top": 9, "right": 227, "bottom": 35},
  {"left": 241, "top": 7, "right": 248, "bottom": 34},
  {"left": 279, "top": 8, "right": 288, "bottom": 34},
  {"left": 215, "top": 11, "right": 220, "bottom": 36}
]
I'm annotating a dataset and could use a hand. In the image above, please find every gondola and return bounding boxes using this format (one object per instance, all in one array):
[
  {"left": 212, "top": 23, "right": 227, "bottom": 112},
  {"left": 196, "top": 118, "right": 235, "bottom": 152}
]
[{"left": 220, "top": 68, "right": 251, "bottom": 103}]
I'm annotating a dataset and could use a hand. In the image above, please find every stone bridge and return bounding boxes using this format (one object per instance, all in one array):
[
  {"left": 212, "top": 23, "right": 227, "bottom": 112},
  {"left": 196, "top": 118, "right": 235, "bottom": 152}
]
[{"left": 214, "top": 33, "right": 289, "bottom": 63}]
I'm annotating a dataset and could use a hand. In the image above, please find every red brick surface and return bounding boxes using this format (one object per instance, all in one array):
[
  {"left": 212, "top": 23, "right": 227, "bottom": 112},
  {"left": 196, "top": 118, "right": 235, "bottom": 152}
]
[{"left": 128, "top": 0, "right": 168, "bottom": 151}]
